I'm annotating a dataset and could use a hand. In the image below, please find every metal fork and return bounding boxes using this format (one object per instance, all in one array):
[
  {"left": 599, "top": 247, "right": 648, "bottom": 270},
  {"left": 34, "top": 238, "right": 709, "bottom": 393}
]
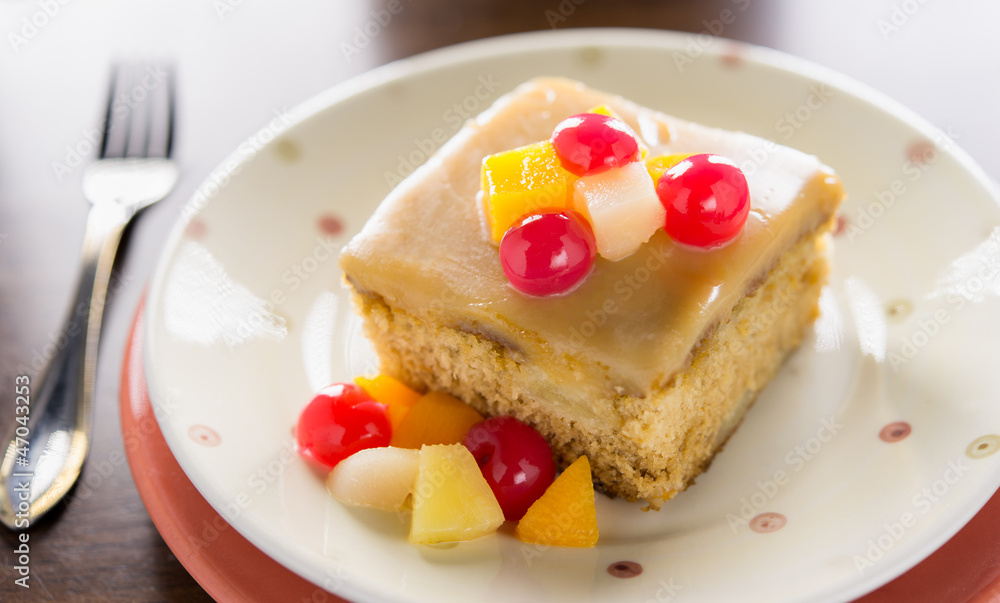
[{"left": 0, "top": 64, "right": 178, "bottom": 529}]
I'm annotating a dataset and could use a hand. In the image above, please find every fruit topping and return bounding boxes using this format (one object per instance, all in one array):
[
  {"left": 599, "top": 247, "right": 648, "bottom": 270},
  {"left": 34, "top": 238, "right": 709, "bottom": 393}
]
[
  {"left": 516, "top": 455, "right": 599, "bottom": 547},
  {"left": 355, "top": 374, "right": 422, "bottom": 432},
  {"left": 464, "top": 416, "right": 556, "bottom": 521},
  {"left": 499, "top": 210, "right": 596, "bottom": 296},
  {"left": 644, "top": 153, "right": 693, "bottom": 185},
  {"left": 573, "top": 161, "right": 666, "bottom": 261},
  {"left": 481, "top": 141, "right": 577, "bottom": 243},
  {"left": 551, "top": 112, "right": 641, "bottom": 176},
  {"left": 655, "top": 153, "right": 750, "bottom": 248},
  {"left": 410, "top": 444, "right": 505, "bottom": 545},
  {"left": 326, "top": 446, "right": 420, "bottom": 510},
  {"left": 391, "top": 391, "right": 485, "bottom": 449},
  {"left": 295, "top": 383, "right": 391, "bottom": 469}
]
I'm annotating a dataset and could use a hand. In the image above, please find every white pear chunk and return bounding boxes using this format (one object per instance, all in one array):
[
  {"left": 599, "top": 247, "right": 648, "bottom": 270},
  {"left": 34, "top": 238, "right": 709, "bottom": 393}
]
[
  {"left": 326, "top": 447, "right": 420, "bottom": 510},
  {"left": 573, "top": 161, "right": 665, "bottom": 261}
]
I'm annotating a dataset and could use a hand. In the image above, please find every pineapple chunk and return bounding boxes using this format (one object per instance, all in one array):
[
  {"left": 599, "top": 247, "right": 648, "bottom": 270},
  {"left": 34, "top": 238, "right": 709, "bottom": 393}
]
[
  {"left": 645, "top": 153, "right": 693, "bottom": 185},
  {"left": 326, "top": 447, "right": 420, "bottom": 511},
  {"left": 481, "top": 141, "right": 577, "bottom": 242},
  {"left": 572, "top": 161, "right": 665, "bottom": 261},
  {"left": 410, "top": 444, "right": 505, "bottom": 545}
]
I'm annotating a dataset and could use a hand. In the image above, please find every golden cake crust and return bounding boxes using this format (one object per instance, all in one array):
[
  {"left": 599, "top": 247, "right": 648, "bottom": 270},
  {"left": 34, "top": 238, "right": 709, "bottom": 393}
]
[{"left": 348, "top": 223, "right": 832, "bottom": 507}]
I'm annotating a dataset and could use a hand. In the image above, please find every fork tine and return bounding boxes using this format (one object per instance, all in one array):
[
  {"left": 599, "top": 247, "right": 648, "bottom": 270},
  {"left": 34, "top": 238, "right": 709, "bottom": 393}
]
[
  {"left": 145, "top": 65, "right": 175, "bottom": 159},
  {"left": 123, "top": 65, "right": 149, "bottom": 159},
  {"left": 98, "top": 64, "right": 124, "bottom": 159},
  {"left": 163, "top": 65, "right": 175, "bottom": 158},
  {"left": 98, "top": 64, "right": 175, "bottom": 160}
]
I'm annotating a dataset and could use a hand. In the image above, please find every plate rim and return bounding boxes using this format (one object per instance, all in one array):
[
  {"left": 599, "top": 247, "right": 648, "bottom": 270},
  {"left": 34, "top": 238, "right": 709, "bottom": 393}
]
[{"left": 143, "top": 27, "right": 1000, "bottom": 603}]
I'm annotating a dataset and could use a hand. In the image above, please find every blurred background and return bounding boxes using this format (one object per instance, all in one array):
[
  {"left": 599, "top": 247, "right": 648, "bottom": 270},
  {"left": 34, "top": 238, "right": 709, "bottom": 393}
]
[{"left": 0, "top": 0, "right": 998, "bottom": 599}]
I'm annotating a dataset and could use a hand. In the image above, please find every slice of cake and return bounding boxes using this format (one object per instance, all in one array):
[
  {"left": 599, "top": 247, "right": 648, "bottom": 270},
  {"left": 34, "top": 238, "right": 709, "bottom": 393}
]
[{"left": 339, "top": 78, "right": 844, "bottom": 509}]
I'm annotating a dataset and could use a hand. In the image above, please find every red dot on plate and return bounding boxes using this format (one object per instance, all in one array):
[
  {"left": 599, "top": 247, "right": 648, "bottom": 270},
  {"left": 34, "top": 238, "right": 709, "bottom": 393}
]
[
  {"left": 318, "top": 214, "right": 344, "bottom": 236},
  {"left": 607, "top": 561, "right": 642, "bottom": 578},
  {"left": 188, "top": 425, "right": 221, "bottom": 447},
  {"left": 880, "top": 421, "right": 911, "bottom": 443},
  {"left": 906, "top": 139, "right": 937, "bottom": 165},
  {"left": 185, "top": 219, "right": 207, "bottom": 240},
  {"left": 878, "top": 421, "right": 913, "bottom": 443},
  {"left": 720, "top": 44, "right": 745, "bottom": 67},
  {"left": 750, "top": 512, "right": 786, "bottom": 533}
]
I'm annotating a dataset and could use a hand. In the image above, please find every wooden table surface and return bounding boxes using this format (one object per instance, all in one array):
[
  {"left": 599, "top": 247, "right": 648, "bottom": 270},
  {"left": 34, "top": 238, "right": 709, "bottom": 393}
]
[{"left": 0, "top": 0, "right": 997, "bottom": 601}]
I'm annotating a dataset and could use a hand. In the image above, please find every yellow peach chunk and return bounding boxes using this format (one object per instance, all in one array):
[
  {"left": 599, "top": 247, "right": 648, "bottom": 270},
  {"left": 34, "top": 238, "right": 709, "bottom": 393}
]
[
  {"left": 516, "top": 455, "right": 598, "bottom": 547},
  {"left": 391, "top": 391, "right": 484, "bottom": 449},
  {"left": 355, "top": 374, "right": 422, "bottom": 432},
  {"left": 410, "top": 444, "right": 505, "bottom": 544},
  {"left": 481, "top": 141, "right": 577, "bottom": 242}
]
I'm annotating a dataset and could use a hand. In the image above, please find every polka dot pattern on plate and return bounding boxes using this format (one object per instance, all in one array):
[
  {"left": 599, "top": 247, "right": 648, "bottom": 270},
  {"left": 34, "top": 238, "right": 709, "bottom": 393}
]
[
  {"left": 273, "top": 138, "right": 302, "bottom": 163},
  {"left": 607, "top": 561, "right": 642, "bottom": 578},
  {"left": 750, "top": 512, "right": 786, "bottom": 533},
  {"left": 966, "top": 435, "right": 1000, "bottom": 459},
  {"left": 886, "top": 299, "right": 913, "bottom": 321},
  {"left": 318, "top": 214, "right": 344, "bottom": 236},
  {"left": 577, "top": 47, "right": 602, "bottom": 67},
  {"left": 184, "top": 219, "right": 207, "bottom": 240},
  {"left": 188, "top": 425, "right": 221, "bottom": 447},
  {"left": 880, "top": 421, "right": 911, "bottom": 443},
  {"left": 907, "top": 139, "right": 937, "bottom": 165},
  {"left": 720, "top": 43, "right": 745, "bottom": 67}
]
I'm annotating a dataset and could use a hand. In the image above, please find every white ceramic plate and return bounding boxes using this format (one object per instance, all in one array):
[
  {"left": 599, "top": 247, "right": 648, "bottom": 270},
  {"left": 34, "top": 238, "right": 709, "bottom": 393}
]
[{"left": 144, "top": 29, "right": 1000, "bottom": 603}]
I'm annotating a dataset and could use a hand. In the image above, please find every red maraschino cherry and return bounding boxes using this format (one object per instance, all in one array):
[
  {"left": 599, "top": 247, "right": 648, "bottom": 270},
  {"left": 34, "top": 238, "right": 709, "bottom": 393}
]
[
  {"left": 499, "top": 210, "right": 596, "bottom": 296},
  {"left": 295, "top": 383, "right": 391, "bottom": 469},
  {"left": 464, "top": 416, "right": 557, "bottom": 521},
  {"left": 656, "top": 153, "right": 750, "bottom": 247},
  {"left": 551, "top": 112, "right": 641, "bottom": 176}
]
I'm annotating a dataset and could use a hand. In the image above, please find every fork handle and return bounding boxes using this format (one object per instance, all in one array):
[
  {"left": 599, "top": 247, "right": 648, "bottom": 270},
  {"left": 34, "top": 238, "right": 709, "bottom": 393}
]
[{"left": 0, "top": 200, "right": 132, "bottom": 530}]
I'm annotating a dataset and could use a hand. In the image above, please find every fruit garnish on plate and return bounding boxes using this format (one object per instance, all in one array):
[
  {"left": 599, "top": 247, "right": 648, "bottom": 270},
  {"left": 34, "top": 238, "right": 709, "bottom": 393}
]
[
  {"left": 295, "top": 375, "right": 596, "bottom": 547},
  {"left": 516, "top": 455, "right": 599, "bottom": 548},
  {"left": 295, "top": 383, "right": 391, "bottom": 469}
]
